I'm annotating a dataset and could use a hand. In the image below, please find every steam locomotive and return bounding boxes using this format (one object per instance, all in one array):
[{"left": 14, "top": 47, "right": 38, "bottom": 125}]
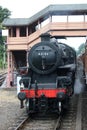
[{"left": 18, "top": 33, "right": 76, "bottom": 114}]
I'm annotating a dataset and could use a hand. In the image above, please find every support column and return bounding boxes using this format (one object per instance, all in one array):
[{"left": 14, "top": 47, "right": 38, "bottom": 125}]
[
  {"left": 11, "top": 28, "right": 13, "bottom": 37},
  {"left": 38, "top": 20, "right": 41, "bottom": 29},
  {"left": 26, "top": 50, "right": 28, "bottom": 67},
  {"left": 49, "top": 14, "right": 52, "bottom": 23},
  {"left": 26, "top": 26, "right": 28, "bottom": 36},
  {"left": 7, "top": 51, "right": 14, "bottom": 87},
  {"left": 84, "top": 14, "right": 86, "bottom": 22},
  {"left": 7, "top": 50, "right": 10, "bottom": 87},
  {"left": 16, "top": 27, "right": 20, "bottom": 37},
  {"left": 40, "top": 22, "right": 42, "bottom": 29},
  {"left": 10, "top": 51, "right": 14, "bottom": 86},
  {"left": 67, "top": 15, "right": 69, "bottom": 22}
]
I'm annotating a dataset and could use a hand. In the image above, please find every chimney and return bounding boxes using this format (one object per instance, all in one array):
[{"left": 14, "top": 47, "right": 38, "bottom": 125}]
[{"left": 40, "top": 33, "right": 51, "bottom": 41}]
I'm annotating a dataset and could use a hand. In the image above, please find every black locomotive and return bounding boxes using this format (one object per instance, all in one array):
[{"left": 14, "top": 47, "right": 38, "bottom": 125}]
[{"left": 18, "top": 33, "right": 76, "bottom": 114}]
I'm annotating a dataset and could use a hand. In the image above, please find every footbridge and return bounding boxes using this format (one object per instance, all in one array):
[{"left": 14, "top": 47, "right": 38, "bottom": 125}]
[{"left": 2, "top": 4, "right": 87, "bottom": 87}]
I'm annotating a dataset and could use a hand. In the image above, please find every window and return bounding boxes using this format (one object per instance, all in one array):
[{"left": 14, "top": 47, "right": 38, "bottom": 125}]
[
  {"left": 13, "top": 27, "right": 16, "bottom": 37},
  {"left": 20, "top": 26, "right": 26, "bottom": 37}
]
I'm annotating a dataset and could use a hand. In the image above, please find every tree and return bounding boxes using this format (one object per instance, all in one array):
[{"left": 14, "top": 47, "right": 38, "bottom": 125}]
[
  {"left": 0, "top": 6, "right": 11, "bottom": 28},
  {"left": 76, "top": 43, "right": 85, "bottom": 56},
  {"left": 0, "top": 6, "right": 11, "bottom": 68}
]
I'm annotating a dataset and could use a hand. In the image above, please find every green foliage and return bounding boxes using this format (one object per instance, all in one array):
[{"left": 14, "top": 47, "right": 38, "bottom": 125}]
[
  {"left": 0, "top": 6, "right": 11, "bottom": 68},
  {"left": 0, "top": 43, "right": 6, "bottom": 68},
  {"left": 0, "top": 6, "right": 11, "bottom": 23},
  {"left": 76, "top": 43, "right": 85, "bottom": 56},
  {"left": 0, "top": 36, "right": 3, "bottom": 44}
]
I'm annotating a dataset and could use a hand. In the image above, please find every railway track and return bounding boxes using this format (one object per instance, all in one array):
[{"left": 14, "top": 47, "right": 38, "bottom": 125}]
[
  {"left": 8, "top": 115, "right": 61, "bottom": 130},
  {"left": 82, "top": 92, "right": 87, "bottom": 130},
  {"left": 59, "top": 94, "right": 80, "bottom": 130},
  {"left": 8, "top": 94, "right": 82, "bottom": 130},
  {"left": 8, "top": 113, "right": 28, "bottom": 130},
  {"left": 20, "top": 115, "right": 61, "bottom": 130},
  {"left": 0, "top": 71, "right": 7, "bottom": 86}
]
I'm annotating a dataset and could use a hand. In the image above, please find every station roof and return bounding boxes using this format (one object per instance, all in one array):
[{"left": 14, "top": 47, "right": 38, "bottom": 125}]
[{"left": 3, "top": 4, "right": 87, "bottom": 27}]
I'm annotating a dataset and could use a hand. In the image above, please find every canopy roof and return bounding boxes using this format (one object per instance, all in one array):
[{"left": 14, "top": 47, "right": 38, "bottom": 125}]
[{"left": 3, "top": 4, "right": 87, "bottom": 26}]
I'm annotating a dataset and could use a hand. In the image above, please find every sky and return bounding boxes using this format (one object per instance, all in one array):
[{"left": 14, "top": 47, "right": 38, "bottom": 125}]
[
  {"left": 0, "top": 0, "right": 87, "bottom": 18},
  {"left": 0, "top": 0, "right": 87, "bottom": 50}
]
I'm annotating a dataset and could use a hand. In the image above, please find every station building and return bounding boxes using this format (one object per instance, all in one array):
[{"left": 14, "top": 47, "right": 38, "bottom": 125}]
[{"left": 2, "top": 4, "right": 87, "bottom": 87}]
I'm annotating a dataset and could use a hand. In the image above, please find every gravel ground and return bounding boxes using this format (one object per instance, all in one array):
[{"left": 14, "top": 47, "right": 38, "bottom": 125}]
[{"left": 0, "top": 87, "right": 25, "bottom": 130}]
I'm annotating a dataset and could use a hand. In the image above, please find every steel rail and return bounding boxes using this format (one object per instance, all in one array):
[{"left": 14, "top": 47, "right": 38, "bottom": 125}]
[
  {"left": 53, "top": 116, "right": 61, "bottom": 130},
  {"left": 0, "top": 72, "right": 7, "bottom": 86},
  {"left": 75, "top": 94, "right": 82, "bottom": 130},
  {"left": 8, "top": 114, "right": 28, "bottom": 130}
]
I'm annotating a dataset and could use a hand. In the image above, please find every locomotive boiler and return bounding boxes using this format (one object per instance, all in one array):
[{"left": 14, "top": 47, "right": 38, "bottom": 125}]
[{"left": 18, "top": 33, "right": 76, "bottom": 114}]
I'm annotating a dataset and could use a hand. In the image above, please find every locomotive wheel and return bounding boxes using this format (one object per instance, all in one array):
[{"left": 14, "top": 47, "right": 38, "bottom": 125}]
[
  {"left": 26, "top": 99, "right": 30, "bottom": 114},
  {"left": 26, "top": 98, "right": 36, "bottom": 114}
]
